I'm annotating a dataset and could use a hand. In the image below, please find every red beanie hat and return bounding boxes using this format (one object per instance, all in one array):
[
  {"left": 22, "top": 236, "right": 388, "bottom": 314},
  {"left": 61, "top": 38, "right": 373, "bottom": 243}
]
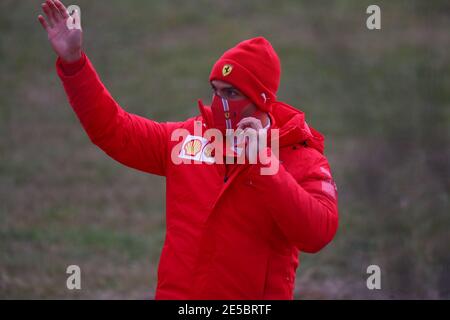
[{"left": 209, "top": 37, "right": 281, "bottom": 112}]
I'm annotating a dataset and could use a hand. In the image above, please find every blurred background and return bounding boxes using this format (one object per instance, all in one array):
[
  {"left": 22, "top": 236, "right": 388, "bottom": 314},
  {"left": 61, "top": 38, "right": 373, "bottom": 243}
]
[{"left": 0, "top": 0, "right": 449, "bottom": 299}]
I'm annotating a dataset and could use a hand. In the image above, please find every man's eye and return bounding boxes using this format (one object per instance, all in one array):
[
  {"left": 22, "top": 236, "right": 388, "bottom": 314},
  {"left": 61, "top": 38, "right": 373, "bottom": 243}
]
[{"left": 227, "top": 89, "right": 238, "bottom": 97}]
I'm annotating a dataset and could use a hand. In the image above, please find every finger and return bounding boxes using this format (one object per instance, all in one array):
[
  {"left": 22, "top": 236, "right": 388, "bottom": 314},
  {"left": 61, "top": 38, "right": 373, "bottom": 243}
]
[
  {"left": 243, "top": 127, "right": 258, "bottom": 136},
  {"left": 47, "top": 0, "right": 62, "bottom": 22},
  {"left": 54, "top": 0, "right": 69, "bottom": 19},
  {"left": 237, "top": 117, "right": 262, "bottom": 127},
  {"left": 237, "top": 118, "right": 253, "bottom": 129},
  {"left": 237, "top": 124, "right": 255, "bottom": 133},
  {"left": 243, "top": 129, "right": 258, "bottom": 162},
  {"left": 237, "top": 119, "right": 262, "bottom": 131},
  {"left": 42, "top": 2, "right": 55, "bottom": 27},
  {"left": 238, "top": 128, "right": 258, "bottom": 147},
  {"left": 38, "top": 15, "right": 50, "bottom": 31}
]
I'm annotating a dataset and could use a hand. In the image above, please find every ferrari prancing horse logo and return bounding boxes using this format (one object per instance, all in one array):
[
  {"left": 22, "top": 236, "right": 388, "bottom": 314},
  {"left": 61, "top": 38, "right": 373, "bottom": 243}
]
[{"left": 222, "top": 64, "right": 233, "bottom": 76}]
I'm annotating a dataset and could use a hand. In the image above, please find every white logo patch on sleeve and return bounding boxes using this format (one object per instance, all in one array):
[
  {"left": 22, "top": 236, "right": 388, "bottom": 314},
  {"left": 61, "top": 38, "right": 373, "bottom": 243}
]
[
  {"left": 320, "top": 166, "right": 332, "bottom": 178},
  {"left": 322, "top": 181, "right": 337, "bottom": 199}
]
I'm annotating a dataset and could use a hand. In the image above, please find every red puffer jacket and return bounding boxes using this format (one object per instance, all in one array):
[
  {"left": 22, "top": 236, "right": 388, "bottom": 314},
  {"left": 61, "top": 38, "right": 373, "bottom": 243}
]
[{"left": 56, "top": 53, "right": 338, "bottom": 300}]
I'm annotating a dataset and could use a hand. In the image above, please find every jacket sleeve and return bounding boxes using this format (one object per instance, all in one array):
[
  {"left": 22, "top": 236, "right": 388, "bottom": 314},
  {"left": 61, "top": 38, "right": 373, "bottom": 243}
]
[
  {"left": 250, "top": 148, "right": 339, "bottom": 253},
  {"left": 56, "top": 53, "right": 181, "bottom": 176}
]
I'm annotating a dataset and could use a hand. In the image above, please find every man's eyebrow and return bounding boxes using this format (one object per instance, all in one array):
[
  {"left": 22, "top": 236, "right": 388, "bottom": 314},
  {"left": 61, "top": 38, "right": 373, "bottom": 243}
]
[
  {"left": 222, "top": 86, "right": 239, "bottom": 90},
  {"left": 211, "top": 83, "right": 240, "bottom": 92}
]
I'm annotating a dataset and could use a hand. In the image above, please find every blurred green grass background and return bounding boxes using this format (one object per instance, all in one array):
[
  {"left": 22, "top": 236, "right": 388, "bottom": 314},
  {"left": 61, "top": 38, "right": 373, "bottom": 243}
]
[{"left": 0, "top": 0, "right": 449, "bottom": 299}]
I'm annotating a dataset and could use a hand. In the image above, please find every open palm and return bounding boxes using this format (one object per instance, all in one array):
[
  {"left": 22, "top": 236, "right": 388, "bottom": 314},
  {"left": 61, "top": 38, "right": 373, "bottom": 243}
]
[{"left": 38, "top": 0, "right": 82, "bottom": 62}]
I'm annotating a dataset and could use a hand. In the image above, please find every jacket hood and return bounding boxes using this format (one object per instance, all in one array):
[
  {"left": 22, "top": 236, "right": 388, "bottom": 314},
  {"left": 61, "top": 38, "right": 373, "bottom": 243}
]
[{"left": 270, "top": 101, "right": 325, "bottom": 154}]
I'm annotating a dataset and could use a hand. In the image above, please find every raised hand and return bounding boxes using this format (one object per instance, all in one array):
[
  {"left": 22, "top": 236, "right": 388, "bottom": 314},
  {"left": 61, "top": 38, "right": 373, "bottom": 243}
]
[
  {"left": 38, "top": 0, "right": 82, "bottom": 62},
  {"left": 236, "top": 117, "right": 264, "bottom": 162}
]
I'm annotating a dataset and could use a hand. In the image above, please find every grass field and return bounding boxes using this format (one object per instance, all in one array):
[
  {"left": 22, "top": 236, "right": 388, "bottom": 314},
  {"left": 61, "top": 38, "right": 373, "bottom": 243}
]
[{"left": 1, "top": 0, "right": 449, "bottom": 299}]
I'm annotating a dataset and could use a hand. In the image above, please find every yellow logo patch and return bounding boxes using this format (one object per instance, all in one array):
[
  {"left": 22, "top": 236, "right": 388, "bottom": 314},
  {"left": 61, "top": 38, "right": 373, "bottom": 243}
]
[
  {"left": 203, "top": 144, "right": 214, "bottom": 158},
  {"left": 184, "top": 139, "right": 202, "bottom": 156},
  {"left": 178, "top": 135, "right": 215, "bottom": 163},
  {"left": 222, "top": 64, "right": 233, "bottom": 76}
]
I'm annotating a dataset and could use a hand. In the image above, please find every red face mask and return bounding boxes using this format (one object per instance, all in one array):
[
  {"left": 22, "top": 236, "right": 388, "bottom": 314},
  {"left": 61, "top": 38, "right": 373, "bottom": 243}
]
[{"left": 209, "top": 94, "right": 251, "bottom": 134}]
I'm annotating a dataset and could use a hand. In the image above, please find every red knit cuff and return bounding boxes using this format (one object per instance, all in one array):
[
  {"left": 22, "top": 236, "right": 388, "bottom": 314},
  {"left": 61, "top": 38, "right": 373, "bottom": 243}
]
[{"left": 58, "top": 52, "right": 86, "bottom": 76}]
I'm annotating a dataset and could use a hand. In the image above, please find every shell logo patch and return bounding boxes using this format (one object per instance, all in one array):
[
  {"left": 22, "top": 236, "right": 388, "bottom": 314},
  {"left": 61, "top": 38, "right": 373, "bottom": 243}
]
[
  {"left": 179, "top": 135, "right": 215, "bottom": 163},
  {"left": 222, "top": 64, "right": 233, "bottom": 76},
  {"left": 184, "top": 139, "right": 202, "bottom": 156},
  {"left": 203, "top": 143, "right": 215, "bottom": 158}
]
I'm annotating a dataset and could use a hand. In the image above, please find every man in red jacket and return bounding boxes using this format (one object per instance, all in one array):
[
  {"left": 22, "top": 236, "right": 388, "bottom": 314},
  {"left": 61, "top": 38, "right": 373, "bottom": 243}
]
[{"left": 39, "top": 0, "right": 338, "bottom": 299}]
